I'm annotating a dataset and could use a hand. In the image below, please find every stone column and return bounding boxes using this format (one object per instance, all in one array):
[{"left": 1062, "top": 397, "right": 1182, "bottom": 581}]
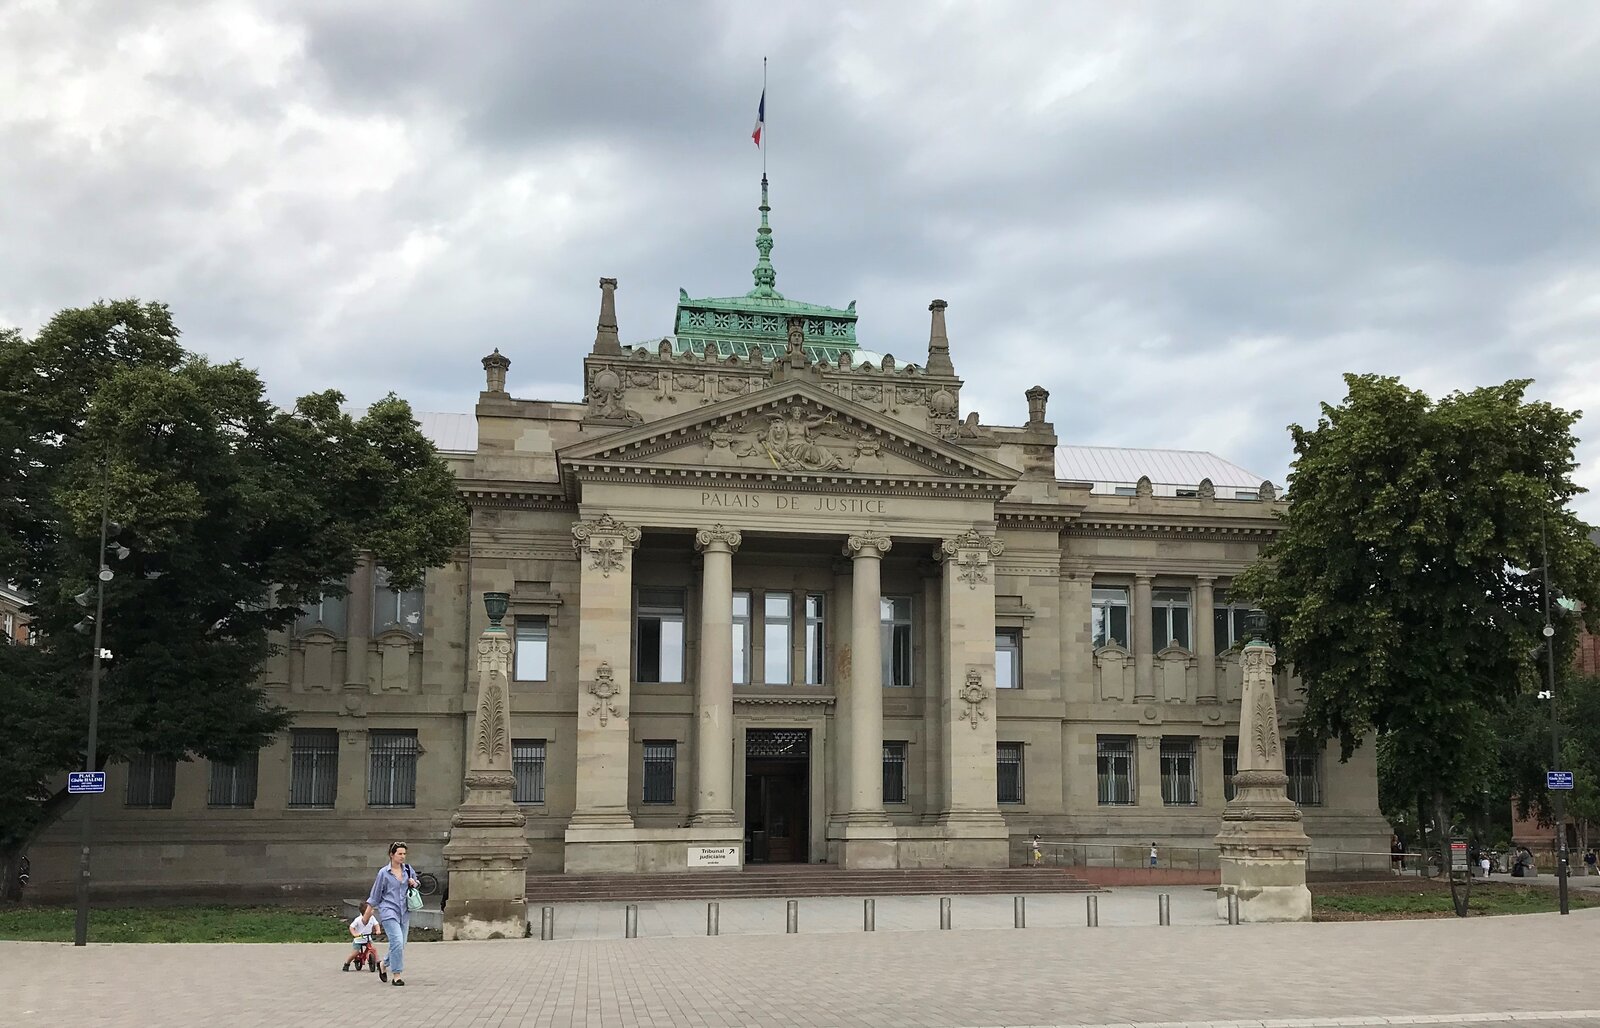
[
  {"left": 442, "top": 595, "right": 531, "bottom": 940},
  {"left": 691, "top": 524, "right": 741, "bottom": 827},
  {"left": 918, "top": 563, "right": 943, "bottom": 822},
  {"left": 1133, "top": 574, "right": 1155, "bottom": 701},
  {"left": 934, "top": 530, "right": 1009, "bottom": 867},
  {"left": 830, "top": 534, "right": 897, "bottom": 868},
  {"left": 344, "top": 556, "right": 374, "bottom": 693},
  {"left": 565, "top": 513, "right": 641, "bottom": 870},
  {"left": 1196, "top": 576, "right": 1218, "bottom": 701},
  {"left": 1215, "top": 624, "right": 1311, "bottom": 921},
  {"left": 828, "top": 558, "right": 854, "bottom": 831}
]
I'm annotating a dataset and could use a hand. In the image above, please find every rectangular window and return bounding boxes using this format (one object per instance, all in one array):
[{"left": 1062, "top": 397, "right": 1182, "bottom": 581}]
[
  {"left": 208, "top": 751, "right": 259, "bottom": 808},
  {"left": 882, "top": 741, "right": 908, "bottom": 804},
  {"left": 1285, "top": 738, "right": 1322, "bottom": 806},
  {"left": 295, "top": 590, "right": 347, "bottom": 636},
  {"left": 1214, "top": 597, "right": 1254, "bottom": 653},
  {"left": 124, "top": 754, "right": 176, "bottom": 808},
  {"left": 997, "top": 742, "right": 1025, "bottom": 803},
  {"left": 995, "top": 628, "right": 1022, "bottom": 689},
  {"left": 1091, "top": 587, "right": 1130, "bottom": 649},
  {"left": 732, "top": 591, "right": 751, "bottom": 686},
  {"left": 763, "top": 591, "right": 792, "bottom": 685},
  {"left": 513, "top": 739, "right": 546, "bottom": 804},
  {"left": 1152, "top": 588, "right": 1192, "bottom": 651},
  {"left": 1160, "top": 737, "right": 1198, "bottom": 805},
  {"left": 1113, "top": 485, "right": 1137, "bottom": 496},
  {"left": 1096, "top": 735, "right": 1135, "bottom": 805},
  {"left": 1224, "top": 736, "right": 1239, "bottom": 801},
  {"left": 514, "top": 618, "right": 549, "bottom": 682},
  {"left": 289, "top": 728, "right": 339, "bottom": 808},
  {"left": 636, "top": 588, "right": 686, "bottom": 684},
  {"left": 804, "top": 593, "right": 826, "bottom": 685},
  {"left": 880, "top": 596, "right": 913, "bottom": 687},
  {"left": 373, "top": 567, "right": 425, "bottom": 635},
  {"left": 642, "top": 741, "right": 676, "bottom": 804},
  {"left": 368, "top": 730, "right": 419, "bottom": 807}
]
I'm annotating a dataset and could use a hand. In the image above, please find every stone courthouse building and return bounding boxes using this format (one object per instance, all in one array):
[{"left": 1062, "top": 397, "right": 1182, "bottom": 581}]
[{"left": 41, "top": 182, "right": 1387, "bottom": 893}]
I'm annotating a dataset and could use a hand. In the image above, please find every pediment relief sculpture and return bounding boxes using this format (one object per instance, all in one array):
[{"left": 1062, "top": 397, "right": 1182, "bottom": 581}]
[{"left": 705, "top": 404, "right": 877, "bottom": 472}]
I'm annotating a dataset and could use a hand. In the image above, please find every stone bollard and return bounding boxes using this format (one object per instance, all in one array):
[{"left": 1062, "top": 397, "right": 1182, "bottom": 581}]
[
  {"left": 863, "top": 898, "right": 875, "bottom": 932},
  {"left": 939, "top": 896, "right": 952, "bottom": 931},
  {"left": 786, "top": 899, "right": 798, "bottom": 934},
  {"left": 707, "top": 901, "right": 720, "bottom": 937},
  {"left": 624, "top": 904, "right": 638, "bottom": 939},
  {"left": 1227, "top": 892, "right": 1240, "bottom": 925},
  {"left": 539, "top": 906, "right": 554, "bottom": 941},
  {"left": 1013, "top": 896, "right": 1026, "bottom": 928},
  {"left": 1158, "top": 893, "right": 1171, "bottom": 926},
  {"left": 1086, "top": 894, "right": 1099, "bottom": 927}
]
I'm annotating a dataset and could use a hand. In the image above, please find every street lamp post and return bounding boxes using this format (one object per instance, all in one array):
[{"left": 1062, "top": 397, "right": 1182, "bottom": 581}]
[
  {"left": 72, "top": 495, "right": 112, "bottom": 947},
  {"left": 1539, "top": 520, "right": 1570, "bottom": 916}
]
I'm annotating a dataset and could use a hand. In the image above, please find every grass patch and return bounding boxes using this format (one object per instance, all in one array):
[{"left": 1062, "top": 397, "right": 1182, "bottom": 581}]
[
  {"left": 0, "top": 905, "right": 387, "bottom": 943},
  {"left": 1313, "top": 880, "right": 1600, "bottom": 920}
]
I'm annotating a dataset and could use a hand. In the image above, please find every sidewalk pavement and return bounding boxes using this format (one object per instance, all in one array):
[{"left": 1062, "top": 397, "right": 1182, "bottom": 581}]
[{"left": 7, "top": 889, "right": 1600, "bottom": 1028}]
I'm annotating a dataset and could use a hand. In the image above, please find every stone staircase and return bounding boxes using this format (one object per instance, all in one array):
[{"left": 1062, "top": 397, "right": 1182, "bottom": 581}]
[{"left": 524, "top": 866, "right": 1099, "bottom": 903}]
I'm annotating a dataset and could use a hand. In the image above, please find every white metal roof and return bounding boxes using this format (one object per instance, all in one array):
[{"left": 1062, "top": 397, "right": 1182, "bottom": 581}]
[
  {"left": 416, "top": 412, "right": 477, "bottom": 453},
  {"left": 1055, "top": 446, "right": 1267, "bottom": 497}
]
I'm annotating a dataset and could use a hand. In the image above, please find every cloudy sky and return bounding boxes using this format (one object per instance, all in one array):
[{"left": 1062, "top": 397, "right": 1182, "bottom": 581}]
[{"left": 5, "top": 1, "right": 1599, "bottom": 520}]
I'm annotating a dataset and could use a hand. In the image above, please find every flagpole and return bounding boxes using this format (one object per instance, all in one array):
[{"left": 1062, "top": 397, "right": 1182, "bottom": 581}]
[{"left": 762, "top": 56, "right": 768, "bottom": 176}]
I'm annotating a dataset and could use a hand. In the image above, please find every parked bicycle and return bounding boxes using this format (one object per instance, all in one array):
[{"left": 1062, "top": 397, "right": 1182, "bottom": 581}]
[
  {"left": 416, "top": 870, "right": 440, "bottom": 897},
  {"left": 15, "top": 855, "right": 29, "bottom": 891}
]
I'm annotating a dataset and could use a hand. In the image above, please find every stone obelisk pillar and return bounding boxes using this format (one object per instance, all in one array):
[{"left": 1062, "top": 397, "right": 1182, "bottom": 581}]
[
  {"left": 1214, "top": 611, "right": 1311, "bottom": 922},
  {"left": 442, "top": 592, "right": 531, "bottom": 940}
]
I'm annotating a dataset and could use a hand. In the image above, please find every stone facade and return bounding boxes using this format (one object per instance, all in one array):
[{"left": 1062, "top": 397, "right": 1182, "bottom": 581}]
[{"left": 28, "top": 186, "right": 1389, "bottom": 896}]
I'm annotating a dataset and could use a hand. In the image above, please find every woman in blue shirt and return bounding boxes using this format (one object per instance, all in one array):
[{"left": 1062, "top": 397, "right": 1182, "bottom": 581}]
[{"left": 365, "top": 841, "right": 419, "bottom": 986}]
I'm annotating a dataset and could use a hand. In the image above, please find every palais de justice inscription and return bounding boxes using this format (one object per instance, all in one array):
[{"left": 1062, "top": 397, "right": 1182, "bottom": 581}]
[{"left": 699, "top": 491, "right": 887, "bottom": 515}]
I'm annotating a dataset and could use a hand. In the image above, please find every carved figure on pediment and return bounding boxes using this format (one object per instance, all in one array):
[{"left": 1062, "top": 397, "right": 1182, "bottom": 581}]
[
  {"left": 586, "top": 366, "right": 642, "bottom": 423},
  {"left": 945, "top": 411, "right": 982, "bottom": 440},
  {"left": 730, "top": 407, "right": 851, "bottom": 472}
]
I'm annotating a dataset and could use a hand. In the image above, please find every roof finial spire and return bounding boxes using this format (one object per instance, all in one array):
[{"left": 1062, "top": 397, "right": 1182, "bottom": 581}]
[{"left": 748, "top": 174, "right": 783, "bottom": 299}]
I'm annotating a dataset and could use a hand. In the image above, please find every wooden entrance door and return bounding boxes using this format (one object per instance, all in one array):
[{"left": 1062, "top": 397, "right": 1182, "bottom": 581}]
[{"left": 744, "top": 729, "right": 810, "bottom": 864}]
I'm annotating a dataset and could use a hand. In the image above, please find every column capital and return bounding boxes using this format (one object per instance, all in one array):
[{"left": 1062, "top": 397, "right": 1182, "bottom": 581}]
[
  {"left": 1134, "top": 573, "right": 1154, "bottom": 585},
  {"left": 571, "top": 513, "right": 641, "bottom": 577},
  {"left": 1196, "top": 574, "right": 1217, "bottom": 586},
  {"left": 694, "top": 524, "right": 742, "bottom": 554},
  {"left": 844, "top": 533, "right": 892, "bottom": 558}
]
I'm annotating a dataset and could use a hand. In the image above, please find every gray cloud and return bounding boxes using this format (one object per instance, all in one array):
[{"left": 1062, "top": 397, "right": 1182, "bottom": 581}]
[{"left": 4, "top": 0, "right": 1599, "bottom": 518}]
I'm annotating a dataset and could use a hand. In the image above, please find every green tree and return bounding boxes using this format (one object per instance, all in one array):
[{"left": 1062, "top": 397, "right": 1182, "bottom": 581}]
[
  {"left": 0, "top": 300, "right": 468, "bottom": 899},
  {"left": 1501, "top": 671, "right": 1600, "bottom": 857},
  {"left": 1234, "top": 374, "right": 1600, "bottom": 914}
]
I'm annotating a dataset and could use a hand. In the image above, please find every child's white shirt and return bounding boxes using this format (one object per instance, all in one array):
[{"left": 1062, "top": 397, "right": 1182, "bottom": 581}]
[{"left": 349, "top": 914, "right": 379, "bottom": 943}]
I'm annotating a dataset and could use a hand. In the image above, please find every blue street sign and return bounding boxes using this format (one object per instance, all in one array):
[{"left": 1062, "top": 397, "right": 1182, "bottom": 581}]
[
  {"left": 1547, "top": 770, "right": 1575, "bottom": 791},
  {"left": 67, "top": 771, "right": 105, "bottom": 794}
]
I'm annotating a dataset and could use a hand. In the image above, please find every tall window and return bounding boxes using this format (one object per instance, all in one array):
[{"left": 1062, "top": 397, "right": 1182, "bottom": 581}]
[
  {"left": 1214, "top": 595, "right": 1254, "bottom": 652},
  {"left": 804, "top": 593, "right": 826, "bottom": 685},
  {"left": 289, "top": 728, "right": 339, "bottom": 808},
  {"left": 1096, "top": 736, "right": 1135, "bottom": 805},
  {"left": 995, "top": 629, "right": 1022, "bottom": 688},
  {"left": 1285, "top": 738, "right": 1322, "bottom": 806},
  {"left": 515, "top": 618, "right": 549, "bottom": 681},
  {"left": 124, "top": 754, "right": 176, "bottom": 808},
  {"left": 373, "top": 567, "right": 425, "bottom": 635},
  {"left": 732, "top": 591, "right": 751, "bottom": 685},
  {"left": 1160, "top": 737, "right": 1198, "bottom": 805},
  {"left": 882, "top": 741, "right": 908, "bottom": 803},
  {"left": 642, "top": 741, "right": 676, "bottom": 804},
  {"left": 368, "top": 730, "right": 418, "bottom": 807},
  {"left": 997, "top": 742, "right": 1025, "bottom": 803},
  {"left": 764, "top": 591, "right": 792, "bottom": 685},
  {"left": 208, "top": 750, "right": 259, "bottom": 808},
  {"left": 880, "top": 596, "right": 913, "bottom": 687},
  {"left": 1091, "top": 587, "right": 1130, "bottom": 649},
  {"left": 513, "top": 739, "right": 546, "bottom": 804},
  {"left": 1224, "top": 736, "right": 1239, "bottom": 801},
  {"left": 636, "top": 589, "right": 686, "bottom": 684},
  {"left": 1152, "top": 588, "right": 1192, "bottom": 651},
  {"left": 295, "top": 591, "right": 347, "bottom": 636}
]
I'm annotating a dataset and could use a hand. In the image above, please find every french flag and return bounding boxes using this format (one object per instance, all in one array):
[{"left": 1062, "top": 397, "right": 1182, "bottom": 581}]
[{"left": 751, "top": 89, "right": 765, "bottom": 148}]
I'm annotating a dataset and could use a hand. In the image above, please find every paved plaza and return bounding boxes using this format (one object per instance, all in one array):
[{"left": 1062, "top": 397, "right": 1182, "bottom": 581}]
[{"left": 6, "top": 889, "right": 1600, "bottom": 1028}]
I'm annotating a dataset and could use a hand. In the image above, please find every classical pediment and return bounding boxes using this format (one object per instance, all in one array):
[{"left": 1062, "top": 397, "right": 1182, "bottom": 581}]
[{"left": 559, "top": 380, "right": 1019, "bottom": 487}]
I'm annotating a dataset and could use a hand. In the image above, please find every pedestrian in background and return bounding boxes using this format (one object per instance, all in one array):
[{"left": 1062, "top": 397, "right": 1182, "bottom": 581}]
[{"left": 366, "top": 841, "right": 420, "bottom": 987}]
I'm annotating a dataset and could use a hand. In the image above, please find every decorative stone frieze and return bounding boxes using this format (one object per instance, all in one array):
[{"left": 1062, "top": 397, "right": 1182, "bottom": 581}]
[{"left": 571, "top": 513, "right": 641, "bottom": 576}]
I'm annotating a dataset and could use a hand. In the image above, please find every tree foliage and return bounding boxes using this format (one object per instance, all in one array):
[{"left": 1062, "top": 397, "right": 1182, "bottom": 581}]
[
  {"left": 1233, "top": 374, "right": 1600, "bottom": 910},
  {"left": 0, "top": 300, "right": 468, "bottom": 892}
]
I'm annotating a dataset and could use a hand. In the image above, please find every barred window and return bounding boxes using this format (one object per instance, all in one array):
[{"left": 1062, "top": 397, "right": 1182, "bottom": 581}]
[
  {"left": 1096, "top": 735, "right": 1135, "bottom": 805},
  {"left": 996, "top": 742, "right": 1024, "bottom": 804},
  {"left": 1160, "top": 737, "right": 1198, "bottom": 805},
  {"left": 642, "top": 741, "right": 676, "bottom": 804},
  {"left": 882, "top": 741, "right": 908, "bottom": 804},
  {"left": 368, "top": 730, "right": 418, "bottom": 808},
  {"left": 515, "top": 618, "right": 549, "bottom": 682},
  {"left": 124, "top": 754, "right": 176, "bottom": 808},
  {"left": 1285, "top": 738, "right": 1322, "bottom": 806},
  {"left": 1223, "top": 737, "right": 1239, "bottom": 801},
  {"left": 208, "top": 751, "right": 259, "bottom": 808},
  {"left": 289, "top": 728, "right": 338, "bottom": 808},
  {"left": 513, "top": 739, "right": 546, "bottom": 804}
]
